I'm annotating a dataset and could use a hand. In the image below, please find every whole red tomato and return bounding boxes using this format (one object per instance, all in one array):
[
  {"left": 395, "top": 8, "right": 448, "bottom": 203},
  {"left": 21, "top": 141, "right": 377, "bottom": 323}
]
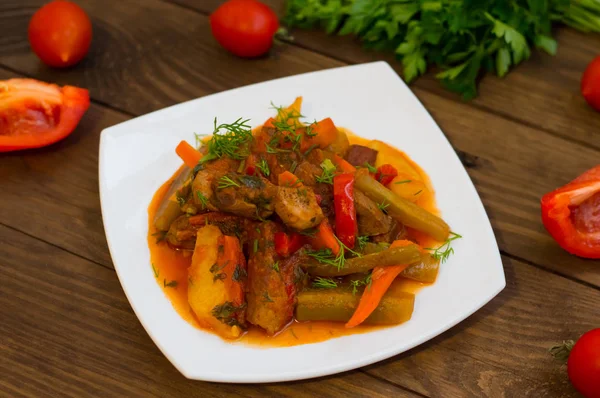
[
  {"left": 28, "top": 0, "right": 92, "bottom": 68},
  {"left": 210, "top": 0, "right": 279, "bottom": 58},
  {"left": 568, "top": 328, "right": 600, "bottom": 398},
  {"left": 582, "top": 56, "right": 600, "bottom": 112}
]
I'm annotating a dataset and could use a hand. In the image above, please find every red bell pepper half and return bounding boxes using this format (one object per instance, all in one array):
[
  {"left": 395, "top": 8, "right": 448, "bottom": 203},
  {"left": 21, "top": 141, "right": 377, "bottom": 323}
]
[
  {"left": 0, "top": 79, "right": 89, "bottom": 152},
  {"left": 541, "top": 165, "right": 600, "bottom": 258},
  {"left": 274, "top": 232, "right": 304, "bottom": 257},
  {"left": 333, "top": 172, "right": 358, "bottom": 249}
]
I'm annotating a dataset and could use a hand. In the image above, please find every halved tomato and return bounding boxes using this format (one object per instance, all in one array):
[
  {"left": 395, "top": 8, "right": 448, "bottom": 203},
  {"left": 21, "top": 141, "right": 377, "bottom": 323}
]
[{"left": 0, "top": 79, "right": 89, "bottom": 152}]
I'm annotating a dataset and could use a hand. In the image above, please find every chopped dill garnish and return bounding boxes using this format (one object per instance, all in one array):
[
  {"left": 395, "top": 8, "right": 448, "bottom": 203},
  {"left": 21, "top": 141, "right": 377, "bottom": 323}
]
[
  {"left": 312, "top": 277, "right": 338, "bottom": 289},
  {"left": 357, "top": 235, "right": 369, "bottom": 251},
  {"left": 272, "top": 261, "right": 280, "bottom": 272},
  {"left": 200, "top": 117, "right": 253, "bottom": 163},
  {"left": 364, "top": 162, "right": 377, "bottom": 173},
  {"left": 425, "top": 232, "right": 462, "bottom": 263},
  {"left": 151, "top": 263, "right": 159, "bottom": 278},
  {"left": 395, "top": 179, "right": 412, "bottom": 184},
  {"left": 376, "top": 201, "right": 389, "bottom": 213},
  {"left": 303, "top": 144, "right": 319, "bottom": 156},
  {"left": 196, "top": 191, "right": 208, "bottom": 209},
  {"left": 290, "top": 160, "right": 298, "bottom": 173},
  {"left": 163, "top": 279, "right": 178, "bottom": 288},
  {"left": 414, "top": 189, "right": 423, "bottom": 196},
  {"left": 217, "top": 175, "right": 240, "bottom": 189},
  {"left": 175, "top": 190, "right": 186, "bottom": 207},
  {"left": 256, "top": 158, "right": 270, "bottom": 176},
  {"left": 315, "top": 159, "right": 337, "bottom": 185},
  {"left": 350, "top": 273, "right": 372, "bottom": 295},
  {"left": 263, "top": 291, "right": 274, "bottom": 303},
  {"left": 307, "top": 237, "right": 361, "bottom": 271},
  {"left": 253, "top": 239, "right": 259, "bottom": 253}
]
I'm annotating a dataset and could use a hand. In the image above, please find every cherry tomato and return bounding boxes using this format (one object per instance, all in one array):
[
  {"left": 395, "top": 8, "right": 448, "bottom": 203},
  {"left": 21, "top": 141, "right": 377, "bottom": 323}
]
[
  {"left": 582, "top": 56, "right": 600, "bottom": 112},
  {"left": 568, "top": 328, "right": 600, "bottom": 398},
  {"left": 210, "top": 0, "right": 279, "bottom": 58},
  {"left": 28, "top": 1, "right": 92, "bottom": 68}
]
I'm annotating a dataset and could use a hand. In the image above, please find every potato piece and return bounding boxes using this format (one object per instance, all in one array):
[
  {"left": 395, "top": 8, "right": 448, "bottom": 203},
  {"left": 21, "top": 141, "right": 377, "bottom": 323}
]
[
  {"left": 188, "top": 225, "right": 247, "bottom": 339},
  {"left": 389, "top": 173, "right": 428, "bottom": 203}
]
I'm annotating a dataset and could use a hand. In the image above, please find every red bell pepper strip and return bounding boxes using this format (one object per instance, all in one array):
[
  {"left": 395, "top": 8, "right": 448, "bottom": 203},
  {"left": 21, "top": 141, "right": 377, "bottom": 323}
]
[
  {"left": 375, "top": 164, "right": 399, "bottom": 186},
  {"left": 541, "top": 165, "right": 600, "bottom": 258},
  {"left": 175, "top": 140, "right": 202, "bottom": 168},
  {"left": 0, "top": 79, "right": 89, "bottom": 152},
  {"left": 274, "top": 232, "right": 304, "bottom": 257},
  {"left": 333, "top": 172, "right": 358, "bottom": 249},
  {"left": 311, "top": 219, "right": 341, "bottom": 256}
]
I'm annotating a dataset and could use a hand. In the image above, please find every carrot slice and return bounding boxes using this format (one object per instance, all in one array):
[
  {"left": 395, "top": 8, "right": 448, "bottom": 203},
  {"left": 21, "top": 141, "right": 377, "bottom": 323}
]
[
  {"left": 311, "top": 219, "right": 341, "bottom": 256},
  {"left": 175, "top": 140, "right": 202, "bottom": 168},
  {"left": 345, "top": 239, "right": 417, "bottom": 328},
  {"left": 333, "top": 154, "right": 356, "bottom": 173},
  {"left": 278, "top": 170, "right": 302, "bottom": 187},
  {"left": 263, "top": 117, "right": 275, "bottom": 128},
  {"left": 301, "top": 118, "right": 340, "bottom": 151},
  {"left": 220, "top": 235, "right": 245, "bottom": 306}
]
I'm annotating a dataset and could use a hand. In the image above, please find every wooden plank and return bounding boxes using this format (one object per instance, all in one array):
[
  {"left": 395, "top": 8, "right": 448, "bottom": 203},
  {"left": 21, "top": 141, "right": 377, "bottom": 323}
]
[
  {"left": 0, "top": 1, "right": 599, "bottom": 285},
  {"left": 364, "top": 254, "right": 600, "bottom": 397},
  {"left": 0, "top": 0, "right": 341, "bottom": 117},
  {"left": 0, "top": 224, "right": 417, "bottom": 398},
  {"left": 175, "top": 0, "right": 600, "bottom": 150},
  {"left": 2, "top": 224, "right": 593, "bottom": 396}
]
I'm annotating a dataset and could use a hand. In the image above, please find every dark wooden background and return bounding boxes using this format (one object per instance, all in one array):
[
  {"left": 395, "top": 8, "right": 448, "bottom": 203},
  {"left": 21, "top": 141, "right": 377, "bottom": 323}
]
[{"left": 1, "top": 0, "right": 600, "bottom": 396}]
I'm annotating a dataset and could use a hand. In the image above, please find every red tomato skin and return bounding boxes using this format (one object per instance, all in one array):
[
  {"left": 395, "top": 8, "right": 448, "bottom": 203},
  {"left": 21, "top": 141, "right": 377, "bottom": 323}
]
[
  {"left": 582, "top": 56, "right": 600, "bottom": 112},
  {"left": 568, "top": 328, "right": 600, "bottom": 398},
  {"left": 28, "top": 1, "right": 92, "bottom": 68},
  {"left": 210, "top": 0, "right": 279, "bottom": 58}
]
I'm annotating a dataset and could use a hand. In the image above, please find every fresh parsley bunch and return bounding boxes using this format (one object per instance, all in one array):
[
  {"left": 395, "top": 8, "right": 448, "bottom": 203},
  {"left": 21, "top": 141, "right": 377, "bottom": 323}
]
[{"left": 284, "top": 0, "right": 600, "bottom": 99}]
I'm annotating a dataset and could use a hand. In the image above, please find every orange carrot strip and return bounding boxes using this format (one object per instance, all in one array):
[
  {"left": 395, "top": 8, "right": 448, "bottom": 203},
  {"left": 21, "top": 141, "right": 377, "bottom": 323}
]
[
  {"left": 278, "top": 171, "right": 301, "bottom": 187},
  {"left": 311, "top": 219, "right": 341, "bottom": 256},
  {"left": 220, "top": 235, "right": 245, "bottom": 307},
  {"left": 175, "top": 140, "right": 202, "bottom": 168},
  {"left": 263, "top": 117, "right": 275, "bottom": 128},
  {"left": 333, "top": 154, "right": 356, "bottom": 172},
  {"left": 345, "top": 239, "right": 418, "bottom": 328}
]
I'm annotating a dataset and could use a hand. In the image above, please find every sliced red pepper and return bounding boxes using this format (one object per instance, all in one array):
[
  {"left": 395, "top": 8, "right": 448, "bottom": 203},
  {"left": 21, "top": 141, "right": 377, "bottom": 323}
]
[
  {"left": 0, "top": 79, "right": 89, "bottom": 152},
  {"left": 274, "top": 231, "right": 304, "bottom": 257},
  {"left": 541, "top": 165, "right": 600, "bottom": 258},
  {"left": 375, "top": 164, "right": 398, "bottom": 186},
  {"left": 333, "top": 172, "right": 358, "bottom": 249}
]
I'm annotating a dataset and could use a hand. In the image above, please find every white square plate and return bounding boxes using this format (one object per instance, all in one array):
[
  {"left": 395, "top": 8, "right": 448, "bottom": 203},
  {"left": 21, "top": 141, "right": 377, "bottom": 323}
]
[{"left": 99, "top": 61, "right": 505, "bottom": 383}]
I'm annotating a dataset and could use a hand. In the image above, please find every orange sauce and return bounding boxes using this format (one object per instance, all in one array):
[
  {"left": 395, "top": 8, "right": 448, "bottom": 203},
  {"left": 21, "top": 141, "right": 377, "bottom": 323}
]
[{"left": 147, "top": 128, "right": 439, "bottom": 346}]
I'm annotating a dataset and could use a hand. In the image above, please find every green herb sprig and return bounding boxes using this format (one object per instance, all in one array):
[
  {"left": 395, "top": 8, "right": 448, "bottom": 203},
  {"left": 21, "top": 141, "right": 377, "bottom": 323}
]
[
  {"left": 284, "top": 0, "right": 600, "bottom": 99},
  {"left": 425, "top": 232, "right": 462, "bottom": 263}
]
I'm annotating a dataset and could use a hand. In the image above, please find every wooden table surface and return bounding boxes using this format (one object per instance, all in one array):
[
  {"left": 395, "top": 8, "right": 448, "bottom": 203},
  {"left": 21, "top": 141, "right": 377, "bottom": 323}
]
[{"left": 2, "top": 1, "right": 600, "bottom": 396}]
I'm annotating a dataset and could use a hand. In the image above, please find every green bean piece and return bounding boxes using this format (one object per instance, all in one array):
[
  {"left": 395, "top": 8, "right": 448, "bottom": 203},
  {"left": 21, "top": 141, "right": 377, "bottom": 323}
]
[
  {"left": 355, "top": 170, "right": 450, "bottom": 241},
  {"left": 296, "top": 288, "right": 414, "bottom": 325},
  {"left": 153, "top": 166, "right": 191, "bottom": 231},
  {"left": 306, "top": 245, "right": 421, "bottom": 277}
]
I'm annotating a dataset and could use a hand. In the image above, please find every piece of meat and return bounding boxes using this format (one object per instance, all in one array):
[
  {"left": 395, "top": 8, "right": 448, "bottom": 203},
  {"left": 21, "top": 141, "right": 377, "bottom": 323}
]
[
  {"left": 246, "top": 221, "right": 298, "bottom": 335},
  {"left": 274, "top": 185, "right": 325, "bottom": 230},
  {"left": 354, "top": 189, "right": 393, "bottom": 236},
  {"left": 166, "top": 213, "right": 252, "bottom": 250},
  {"left": 371, "top": 220, "right": 408, "bottom": 244},
  {"left": 212, "top": 173, "right": 277, "bottom": 219},
  {"left": 346, "top": 144, "right": 378, "bottom": 167},
  {"left": 293, "top": 161, "right": 321, "bottom": 186}
]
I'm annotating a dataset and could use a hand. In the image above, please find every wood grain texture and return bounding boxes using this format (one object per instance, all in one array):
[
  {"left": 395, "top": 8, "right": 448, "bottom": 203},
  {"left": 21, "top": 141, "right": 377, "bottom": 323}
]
[
  {"left": 0, "top": 224, "right": 417, "bottom": 398},
  {"left": 176, "top": 0, "right": 600, "bottom": 150},
  {"left": 1, "top": 0, "right": 599, "bottom": 288},
  {"left": 2, "top": 224, "right": 594, "bottom": 397}
]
